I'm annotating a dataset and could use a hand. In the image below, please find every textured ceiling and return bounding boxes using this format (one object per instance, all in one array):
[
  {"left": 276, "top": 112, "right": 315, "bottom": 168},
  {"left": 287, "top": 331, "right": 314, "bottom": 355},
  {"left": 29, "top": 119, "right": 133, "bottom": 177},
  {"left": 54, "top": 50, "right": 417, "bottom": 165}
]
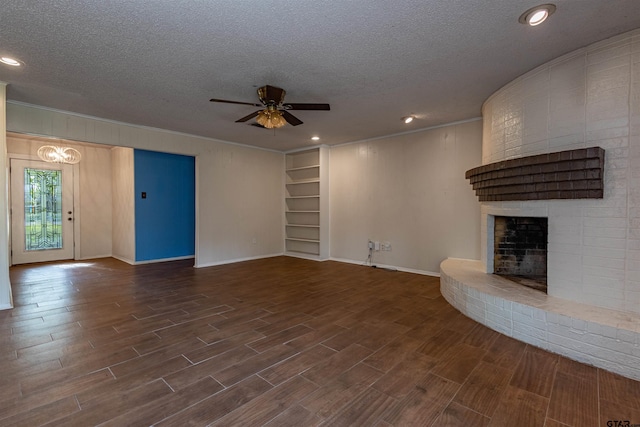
[{"left": 1, "top": 1, "right": 640, "bottom": 152}]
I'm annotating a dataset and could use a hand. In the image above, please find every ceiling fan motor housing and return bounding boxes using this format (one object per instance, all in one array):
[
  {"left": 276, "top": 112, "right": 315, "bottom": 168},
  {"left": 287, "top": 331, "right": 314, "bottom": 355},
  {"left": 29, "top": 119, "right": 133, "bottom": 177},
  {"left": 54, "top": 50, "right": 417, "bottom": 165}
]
[{"left": 258, "top": 85, "right": 286, "bottom": 106}]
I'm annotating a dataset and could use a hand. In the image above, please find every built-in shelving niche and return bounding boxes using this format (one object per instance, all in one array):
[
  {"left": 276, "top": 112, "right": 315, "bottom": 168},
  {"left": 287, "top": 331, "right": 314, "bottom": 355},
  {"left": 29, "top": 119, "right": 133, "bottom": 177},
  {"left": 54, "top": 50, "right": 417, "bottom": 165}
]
[{"left": 284, "top": 147, "right": 329, "bottom": 259}]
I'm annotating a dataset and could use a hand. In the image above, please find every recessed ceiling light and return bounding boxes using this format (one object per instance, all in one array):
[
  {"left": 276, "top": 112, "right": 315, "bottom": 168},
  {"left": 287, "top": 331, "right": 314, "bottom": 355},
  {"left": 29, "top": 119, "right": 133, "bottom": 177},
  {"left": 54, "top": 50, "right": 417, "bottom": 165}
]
[
  {"left": 311, "top": 136, "right": 320, "bottom": 141},
  {"left": 519, "top": 4, "right": 556, "bottom": 26},
  {"left": 0, "top": 56, "right": 22, "bottom": 66},
  {"left": 403, "top": 116, "right": 415, "bottom": 124}
]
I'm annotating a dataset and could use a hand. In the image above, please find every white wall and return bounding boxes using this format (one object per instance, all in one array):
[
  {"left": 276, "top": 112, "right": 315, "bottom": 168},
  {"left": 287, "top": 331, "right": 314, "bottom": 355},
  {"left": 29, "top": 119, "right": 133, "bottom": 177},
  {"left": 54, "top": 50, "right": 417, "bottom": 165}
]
[
  {"left": 6, "top": 133, "right": 113, "bottom": 260},
  {"left": 5, "top": 102, "right": 285, "bottom": 270},
  {"left": 481, "top": 29, "right": 640, "bottom": 314},
  {"left": 80, "top": 144, "right": 113, "bottom": 258},
  {"left": 0, "top": 83, "right": 11, "bottom": 309},
  {"left": 330, "top": 120, "right": 483, "bottom": 274},
  {"left": 111, "top": 147, "right": 135, "bottom": 263},
  {"left": 197, "top": 142, "right": 284, "bottom": 265}
]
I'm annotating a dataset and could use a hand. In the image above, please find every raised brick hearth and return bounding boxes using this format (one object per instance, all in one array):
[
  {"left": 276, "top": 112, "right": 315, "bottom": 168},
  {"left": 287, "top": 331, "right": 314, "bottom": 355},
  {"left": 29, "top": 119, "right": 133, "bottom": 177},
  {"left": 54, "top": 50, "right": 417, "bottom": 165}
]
[{"left": 440, "top": 258, "right": 640, "bottom": 381}]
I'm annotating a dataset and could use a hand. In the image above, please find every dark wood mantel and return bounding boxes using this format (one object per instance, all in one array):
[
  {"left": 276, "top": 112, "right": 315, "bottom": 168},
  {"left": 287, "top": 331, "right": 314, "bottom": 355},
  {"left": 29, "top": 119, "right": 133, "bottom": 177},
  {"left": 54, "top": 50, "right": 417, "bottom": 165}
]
[{"left": 465, "top": 147, "right": 605, "bottom": 202}]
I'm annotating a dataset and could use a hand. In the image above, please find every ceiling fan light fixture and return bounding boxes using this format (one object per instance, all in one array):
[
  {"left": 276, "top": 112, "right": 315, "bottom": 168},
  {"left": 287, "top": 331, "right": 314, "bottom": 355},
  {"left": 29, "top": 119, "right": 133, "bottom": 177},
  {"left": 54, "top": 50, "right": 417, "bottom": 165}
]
[
  {"left": 519, "top": 4, "right": 556, "bottom": 26},
  {"left": 37, "top": 145, "right": 82, "bottom": 164},
  {"left": 256, "top": 109, "right": 287, "bottom": 129},
  {"left": 403, "top": 116, "right": 415, "bottom": 124}
]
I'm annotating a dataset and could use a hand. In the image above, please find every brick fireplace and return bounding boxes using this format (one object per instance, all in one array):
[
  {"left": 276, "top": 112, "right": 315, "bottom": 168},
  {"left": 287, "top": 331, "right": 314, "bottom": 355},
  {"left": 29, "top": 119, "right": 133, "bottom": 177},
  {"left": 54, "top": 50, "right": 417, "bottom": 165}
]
[
  {"left": 465, "top": 145, "right": 605, "bottom": 296},
  {"left": 441, "top": 28, "right": 640, "bottom": 382}
]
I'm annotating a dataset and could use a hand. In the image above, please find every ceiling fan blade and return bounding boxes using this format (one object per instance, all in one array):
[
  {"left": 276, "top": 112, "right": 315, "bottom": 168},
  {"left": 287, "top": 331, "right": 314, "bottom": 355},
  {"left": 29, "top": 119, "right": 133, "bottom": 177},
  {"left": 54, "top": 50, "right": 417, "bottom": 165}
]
[
  {"left": 282, "top": 103, "right": 330, "bottom": 111},
  {"left": 281, "top": 110, "right": 303, "bottom": 126},
  {"left": 235, "top": 110, "right": 261, "bottom": 123},
  {"left": 210, "top": 98, "right": 262, "bottom": 107}
]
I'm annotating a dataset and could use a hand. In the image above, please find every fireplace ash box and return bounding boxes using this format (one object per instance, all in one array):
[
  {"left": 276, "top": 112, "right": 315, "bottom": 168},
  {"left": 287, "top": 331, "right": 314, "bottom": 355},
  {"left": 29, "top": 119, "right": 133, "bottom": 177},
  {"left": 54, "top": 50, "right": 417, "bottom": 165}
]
[{"left": 494, "top": 216, "right": 548, "bottom": 292}]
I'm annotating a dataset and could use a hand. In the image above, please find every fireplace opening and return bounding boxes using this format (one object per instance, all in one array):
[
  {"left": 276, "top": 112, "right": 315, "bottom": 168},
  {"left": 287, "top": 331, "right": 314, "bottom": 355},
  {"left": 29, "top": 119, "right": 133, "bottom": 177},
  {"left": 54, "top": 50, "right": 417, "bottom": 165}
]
[{"left": 493, "top": 216, "right": 548, "bottom": 293}]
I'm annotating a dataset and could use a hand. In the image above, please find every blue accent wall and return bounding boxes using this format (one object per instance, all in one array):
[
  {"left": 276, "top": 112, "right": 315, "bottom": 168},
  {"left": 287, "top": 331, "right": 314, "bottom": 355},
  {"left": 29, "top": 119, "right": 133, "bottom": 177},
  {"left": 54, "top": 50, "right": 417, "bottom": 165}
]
[{"left": 134, "top": 149, "right": 195, "bottom": 262}]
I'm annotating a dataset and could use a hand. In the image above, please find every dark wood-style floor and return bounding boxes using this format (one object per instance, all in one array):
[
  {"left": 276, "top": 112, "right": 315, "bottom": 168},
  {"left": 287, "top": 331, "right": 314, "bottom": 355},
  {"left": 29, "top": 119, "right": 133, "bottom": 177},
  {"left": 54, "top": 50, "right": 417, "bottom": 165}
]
[{"left": 2, "top": 257, "right": 639, "bottom": 426}]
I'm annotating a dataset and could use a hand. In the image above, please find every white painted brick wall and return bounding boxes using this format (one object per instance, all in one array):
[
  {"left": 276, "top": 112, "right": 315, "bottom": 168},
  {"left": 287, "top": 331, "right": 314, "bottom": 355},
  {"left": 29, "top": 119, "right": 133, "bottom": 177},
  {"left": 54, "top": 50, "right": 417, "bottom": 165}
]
[{"left": 481, "top": 28, "right": 640, "bottom": 315}]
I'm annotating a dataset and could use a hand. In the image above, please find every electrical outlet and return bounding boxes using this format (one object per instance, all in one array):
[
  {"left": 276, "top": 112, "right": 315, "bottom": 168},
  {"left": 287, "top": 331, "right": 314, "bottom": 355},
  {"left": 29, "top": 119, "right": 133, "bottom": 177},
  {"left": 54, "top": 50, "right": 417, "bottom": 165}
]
[{"left": 368, "top": 240, "right": 374, "bottom": 250}]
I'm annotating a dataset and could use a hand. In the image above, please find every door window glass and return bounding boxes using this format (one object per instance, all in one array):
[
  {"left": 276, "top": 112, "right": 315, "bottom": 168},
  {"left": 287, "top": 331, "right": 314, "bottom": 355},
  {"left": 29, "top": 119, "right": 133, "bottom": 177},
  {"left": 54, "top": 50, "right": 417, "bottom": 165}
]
[{"left": 24, "top": 168, "right": 63, "bottom": 251}]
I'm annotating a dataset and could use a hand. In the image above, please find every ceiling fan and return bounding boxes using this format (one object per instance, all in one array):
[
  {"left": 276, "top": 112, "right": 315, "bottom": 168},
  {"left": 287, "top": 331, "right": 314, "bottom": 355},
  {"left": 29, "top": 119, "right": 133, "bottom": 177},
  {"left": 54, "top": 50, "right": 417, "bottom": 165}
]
[{"left": 210, "top": 85, "right": 330, "bottom": 129}]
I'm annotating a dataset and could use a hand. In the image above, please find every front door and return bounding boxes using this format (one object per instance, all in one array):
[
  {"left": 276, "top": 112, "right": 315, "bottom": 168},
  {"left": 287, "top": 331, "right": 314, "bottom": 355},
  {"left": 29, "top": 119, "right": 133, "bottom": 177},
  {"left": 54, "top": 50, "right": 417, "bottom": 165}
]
[{"left": 10, "top": 159, "right": 75, "bottom": 264}]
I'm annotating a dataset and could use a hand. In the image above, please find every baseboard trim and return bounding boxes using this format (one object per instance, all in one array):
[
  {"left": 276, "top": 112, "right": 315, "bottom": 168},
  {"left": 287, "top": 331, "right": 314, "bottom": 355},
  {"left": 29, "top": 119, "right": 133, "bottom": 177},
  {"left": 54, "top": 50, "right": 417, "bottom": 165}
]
[
  {"left": 111, "top": 255, "right": 135, "bottom": 265},
  {"left": 102, "top": 253, "right": 440, "bottom": 277},
  {"left": 111, "top": 255, "right": 196, "bottom": 265},
  {"left": 329, "top": 257, "right": 440, "bottom": 277},
  {"left": 195, "top": 253, "right": 283, "bottom": 268},
  {"left": 76, "top": 254, "right": 113, "bottom": 261},
  {"left": 284, "top": 252, "right": 330, "bottom": 262},
  {"left": 134, "top": 255, "right": 195, "bottom": 265}
]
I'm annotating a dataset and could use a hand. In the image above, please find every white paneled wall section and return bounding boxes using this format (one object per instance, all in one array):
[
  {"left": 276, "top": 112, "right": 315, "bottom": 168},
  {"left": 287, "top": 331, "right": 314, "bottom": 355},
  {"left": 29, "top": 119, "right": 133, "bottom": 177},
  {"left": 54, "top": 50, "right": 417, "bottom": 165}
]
[
  {"left": 5, "top": 102, "right": 285, "bottom": 271},
  {"left": 0, "top": 83, "right": 10, "bottom": 309},
  {"left": 330, "top": 120, "right": 483, "bottom": 274},
  {"left": 111, "top": 147, "right": 136, "bottom": 263}
]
